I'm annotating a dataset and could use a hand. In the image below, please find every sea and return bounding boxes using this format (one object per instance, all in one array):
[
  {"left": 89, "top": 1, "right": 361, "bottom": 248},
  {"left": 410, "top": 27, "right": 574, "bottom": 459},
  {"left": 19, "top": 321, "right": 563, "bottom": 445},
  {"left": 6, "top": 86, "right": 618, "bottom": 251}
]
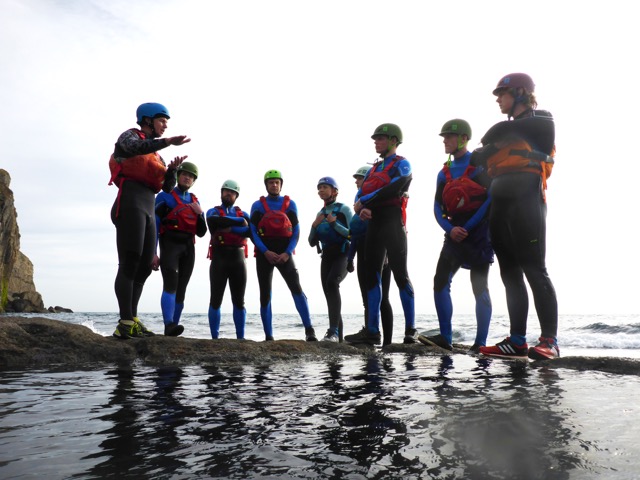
[{"left": 1, "top": 312, "right": 640, "bottom": 479}]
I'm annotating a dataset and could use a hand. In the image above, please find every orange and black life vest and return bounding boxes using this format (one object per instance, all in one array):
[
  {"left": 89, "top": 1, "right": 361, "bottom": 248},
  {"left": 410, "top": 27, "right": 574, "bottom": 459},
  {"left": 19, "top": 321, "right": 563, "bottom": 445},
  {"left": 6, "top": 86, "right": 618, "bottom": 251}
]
[
  {"left": 441, "top": 164, "right": 487, "bottom": 216},
  {"left": 160, "top": 190, "right": 200, "bottom": 238},
  {"left": 208, "top": 206, "right": 249, "bottom": 258},
  {"left": 257, "top": 196, "right": 293, "bottom": 238},
  {"left": 108, "top": 129, "right": 166, "bottom": 193},
  {"left": 487, "top": 140, "right": 554, "bottom": 191}
]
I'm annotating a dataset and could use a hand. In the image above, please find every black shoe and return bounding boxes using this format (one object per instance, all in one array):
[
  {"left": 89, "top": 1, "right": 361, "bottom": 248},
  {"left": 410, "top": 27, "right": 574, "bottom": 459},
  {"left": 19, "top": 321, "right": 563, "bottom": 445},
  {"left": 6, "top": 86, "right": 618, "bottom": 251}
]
[
  {"left": 403, "top": 328, "right": 419, "bottom": 344},
  {"left": 305, "top": 327, "right": 318, "bottom": 342},
  {"left": 164, "top": 323, "right": 184, "bottom": 337},
  {"left": 344, "top": 327, "right": 381, "bottom": 345},
  {"left": 265, "top": 335, "right": 275, "bottom": 341},
  {"left": 418, "top": 334, "right": 453, "bottom": 351},
  {"left": 468, "top": 344, "right": 481, "bottom": 355}
]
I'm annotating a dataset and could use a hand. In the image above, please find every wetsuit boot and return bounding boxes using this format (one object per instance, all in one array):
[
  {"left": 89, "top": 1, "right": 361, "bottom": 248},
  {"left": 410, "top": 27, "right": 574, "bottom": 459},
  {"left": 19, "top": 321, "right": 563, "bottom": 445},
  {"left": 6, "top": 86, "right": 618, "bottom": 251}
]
[
  {"left": 208, "top": 306, "right": 221, "bottom": 339},
  {"left": 292, "top": 293, "right": 317, "bottom": 341},
  {"left": 261, "top": 303, "right": 274, "bottom": 341},
  {"left": 400, "top": 283, "right": 417, "bottom": 343},
  {"left": 233, "top": 305, "right": 246, "bottom": 339},
  {"left": 161, "top": 291, "right": 184, "bottom": 337}
]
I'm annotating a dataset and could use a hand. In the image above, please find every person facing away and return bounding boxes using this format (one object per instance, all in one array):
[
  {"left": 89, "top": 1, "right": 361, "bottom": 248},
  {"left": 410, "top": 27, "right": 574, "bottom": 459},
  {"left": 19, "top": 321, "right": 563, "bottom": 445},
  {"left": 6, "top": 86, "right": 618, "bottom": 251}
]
[
  {"left": 153, "top": 161, "right": 207, "bottom": 337},
  {"left": 206, "top": 179, "right": 251, "bottom": 339},
  {"left": 470, "top": 73, "right": 559, "bottom": 360},
  {"left": 347, "top": 165, "right": 394, "bottom": 346},
  {"left": 308, "top": 176, "right": 353, "bottom": 342},
  {"left": 418, "top": 119, "right": 493, "bottom": 354},
  {"left": 249, "top": 169, "right": 318, "bottom": 342},
  {"left": 344, "top": 123, "right": 417, "bottom": 346},
  {"left": 109, "top": 102, "right": 190, "bottom": 339}
]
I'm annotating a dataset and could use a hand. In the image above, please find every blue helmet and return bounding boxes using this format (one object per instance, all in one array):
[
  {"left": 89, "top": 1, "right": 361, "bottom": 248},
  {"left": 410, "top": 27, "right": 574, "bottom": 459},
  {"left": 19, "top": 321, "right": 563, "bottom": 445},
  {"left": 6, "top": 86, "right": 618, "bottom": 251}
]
[
  {"left": 317, "top": 176, "right": 339, "bottom": 190},
  {"left": 136, "top": 103, "right": 170, "bottom": 124}
]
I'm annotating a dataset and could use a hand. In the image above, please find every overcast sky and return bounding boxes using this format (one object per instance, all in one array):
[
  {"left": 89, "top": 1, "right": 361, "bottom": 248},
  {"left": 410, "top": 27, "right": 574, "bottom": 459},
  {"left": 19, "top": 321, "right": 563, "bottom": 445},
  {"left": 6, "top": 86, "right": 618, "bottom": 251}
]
[{"left": 2, "top": 0, "right": 638, "bottom": 318}]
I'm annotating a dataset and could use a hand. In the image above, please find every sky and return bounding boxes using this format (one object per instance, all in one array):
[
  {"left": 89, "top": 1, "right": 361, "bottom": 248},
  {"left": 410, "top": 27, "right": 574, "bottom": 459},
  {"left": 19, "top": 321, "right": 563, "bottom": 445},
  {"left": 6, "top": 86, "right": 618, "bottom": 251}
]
[{"left": 1, "top": 0, "right": 638, "bottom": 319}]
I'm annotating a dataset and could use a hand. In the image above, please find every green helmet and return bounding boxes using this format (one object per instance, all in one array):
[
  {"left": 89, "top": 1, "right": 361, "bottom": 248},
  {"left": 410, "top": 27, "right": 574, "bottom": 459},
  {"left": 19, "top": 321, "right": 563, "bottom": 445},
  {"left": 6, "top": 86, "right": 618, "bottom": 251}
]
[
  {"left": 353, "top": 165, "right": 370, "bottom": 178},
  {"left": 264, "top": 169, "right": 283, "bottom": 184},
  {"left": 221, "top": 179, "right": 240, "bottom": 196},
  {"left": 371, "top": 123, "right": 403, "bottom": 144},
  {"left": 177, "top": 161, "right": 198, "bottom": 179},
  {"left": 439, "top": 119, "right": 472, "bottom": 140}
]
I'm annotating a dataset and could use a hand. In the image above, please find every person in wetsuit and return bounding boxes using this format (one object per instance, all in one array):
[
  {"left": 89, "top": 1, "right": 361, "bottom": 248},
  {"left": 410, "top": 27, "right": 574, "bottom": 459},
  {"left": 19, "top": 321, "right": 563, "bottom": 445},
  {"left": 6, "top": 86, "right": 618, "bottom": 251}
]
[
  {"left": 419, "top": 119, "right": 493, "bottom": 354},
  {"left": 109, "top": 102, "right": 190, "bottom": 339},
  {"left": 308, "top": 176, "right": 353, "bottom": 342},
  {"left": 471, "top": 73, "right": 559, "bottom": 360},
  {"left": 344, "top": 123, "right": 417, "bottom": 345},
  {"left": 153, "top": 161, "right": 207, "bottom": 336},
  {"left": 347, "top": 166, "right": 395, "bottom": 346},
  {"left": 250, "top": 169, "right": 318, "bottom": 342},
  {"left": 206, "top": 179, "right": 250, "bottom": 339}
]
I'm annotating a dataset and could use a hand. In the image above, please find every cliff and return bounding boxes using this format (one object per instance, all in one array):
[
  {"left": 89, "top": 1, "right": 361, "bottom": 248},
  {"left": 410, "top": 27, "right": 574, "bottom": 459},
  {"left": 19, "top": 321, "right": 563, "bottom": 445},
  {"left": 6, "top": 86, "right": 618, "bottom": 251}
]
[{"left": 0, "top": 169, "right": 46, "bottom": 313}]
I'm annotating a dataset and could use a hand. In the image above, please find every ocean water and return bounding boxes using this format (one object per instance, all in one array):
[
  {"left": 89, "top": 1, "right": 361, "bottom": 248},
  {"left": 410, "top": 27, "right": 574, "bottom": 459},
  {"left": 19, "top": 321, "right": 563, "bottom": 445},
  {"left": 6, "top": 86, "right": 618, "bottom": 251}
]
[{"left": 2, "top": 312, "right": 640, "bottom": 479}]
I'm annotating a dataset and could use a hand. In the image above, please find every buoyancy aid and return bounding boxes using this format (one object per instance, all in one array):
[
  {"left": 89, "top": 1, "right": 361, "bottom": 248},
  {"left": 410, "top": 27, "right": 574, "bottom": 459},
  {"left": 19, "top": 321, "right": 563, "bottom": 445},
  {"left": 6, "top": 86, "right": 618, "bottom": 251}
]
[
  {"left": 208, "top": 206, "right": 249, "bottom": 258},
  {"left": 441, "top": 164, "right": 487, "bottom": 216},
  {"left": 257, "top": 196, "right": 293, "bottom": 238},
  {"left": 487, "top": 140, "right": 554, "bottom": 190},
  {"left": 160, "top": 190, "right": 200, "bottom": 237},
  {"left": 360, "top": 156, "right": 407, "bottom": 211},
  {"left": 315, "top": 203, "right": 350, "bottom": 251},
  {"left": 108, "top": 129, "right": 166, "bottom": 193}
]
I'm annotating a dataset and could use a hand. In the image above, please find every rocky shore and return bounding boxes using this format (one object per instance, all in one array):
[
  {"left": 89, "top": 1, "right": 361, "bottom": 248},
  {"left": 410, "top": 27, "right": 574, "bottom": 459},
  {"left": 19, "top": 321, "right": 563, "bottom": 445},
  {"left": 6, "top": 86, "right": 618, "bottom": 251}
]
[{"left": 1, "top": 316, "right": 639, "bottom": 376}]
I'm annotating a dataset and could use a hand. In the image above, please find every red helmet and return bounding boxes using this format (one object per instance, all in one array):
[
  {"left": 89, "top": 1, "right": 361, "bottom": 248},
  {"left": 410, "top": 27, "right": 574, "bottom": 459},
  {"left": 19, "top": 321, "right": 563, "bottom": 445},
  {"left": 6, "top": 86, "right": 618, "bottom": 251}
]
[{"left": 492, "top": 73, "right": 535, "bottom": 96}]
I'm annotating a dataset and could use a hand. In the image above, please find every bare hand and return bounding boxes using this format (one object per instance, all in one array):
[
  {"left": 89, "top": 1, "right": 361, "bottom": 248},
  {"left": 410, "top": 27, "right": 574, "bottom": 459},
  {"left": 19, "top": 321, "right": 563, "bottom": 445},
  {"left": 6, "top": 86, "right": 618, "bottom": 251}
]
[
  {"left": 326, "top": 213, "right": 336, "bottom": 224},
  {"left": 277, "top": 252, "right": 290, "bottom": 264},
  {"left": 312, "top": 213, "right": 325, "bottom": 228},
  {"left": 450, "top": 226, "right": 468, "bottom": 243},
  {"left": 151, "top": 254, "right": 160, "bottom": 271},
  {"left": 167, "top": 135, "right": 191, "bottom": 146},
  {"left": 264, "top": 250, "right": 279, "bottom": 265},
  {"left": 359, "top": 208, "right": 372, "bottom": 221},
  {"left": 168, "top": 155, "right": 188, "bottom": 169},
  {"left": 188, "top": 202, "right": 203, "bottom": 215},
  {"left": 354, "top": 200, "right": 363, "bottom": 214}
]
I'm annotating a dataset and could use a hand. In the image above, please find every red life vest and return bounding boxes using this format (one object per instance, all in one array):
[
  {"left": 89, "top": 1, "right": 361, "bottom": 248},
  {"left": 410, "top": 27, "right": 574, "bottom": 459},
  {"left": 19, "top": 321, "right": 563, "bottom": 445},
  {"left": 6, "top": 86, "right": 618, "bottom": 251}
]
[
  {"left": 441, "top": 164, "right": 487, "bottom": 216},
  {"left": 257, "top": 196, "right": 293, "bottom": 238},
  {"left": 160, "top": 190, "right": 200, "bottom": 238},
  {"left": 361, "top": 156, "right": 403, "bottom": 196},
  {"left": 108, "top": 129, "right": 166, "bottom": 193},
  {"left": 208, "top": 206, "right": 248, "bottom": 258}
]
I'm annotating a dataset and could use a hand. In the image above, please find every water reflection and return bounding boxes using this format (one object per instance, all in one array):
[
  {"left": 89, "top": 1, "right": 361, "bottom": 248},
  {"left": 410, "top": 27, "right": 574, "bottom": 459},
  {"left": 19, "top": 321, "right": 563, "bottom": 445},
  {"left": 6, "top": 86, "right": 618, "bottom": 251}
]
[{"left": 0, "top": 358, "right": 632, "bottom": 479}]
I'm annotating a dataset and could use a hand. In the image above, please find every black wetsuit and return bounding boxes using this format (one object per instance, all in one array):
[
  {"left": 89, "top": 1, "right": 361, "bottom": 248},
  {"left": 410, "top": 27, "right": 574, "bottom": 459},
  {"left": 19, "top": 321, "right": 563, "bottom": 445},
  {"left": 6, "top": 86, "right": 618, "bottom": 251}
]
[
  {"left": 110, "top": 129, "right": 176, "bottom": 321},
  {"left": 471, "top": 109, "right": 558, "bottom": 340}
]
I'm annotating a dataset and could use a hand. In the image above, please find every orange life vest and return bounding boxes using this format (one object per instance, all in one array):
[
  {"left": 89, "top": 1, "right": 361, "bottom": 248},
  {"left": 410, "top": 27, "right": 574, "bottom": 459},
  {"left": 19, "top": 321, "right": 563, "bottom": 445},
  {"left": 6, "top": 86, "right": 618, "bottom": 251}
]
[
  {"left": 108, "top": 129, "right": 166, "bottom": 193},
  {"left": 208, "top": 206, "right": 249, "bottom": 258},
  {"left": 487, "top": 140, "right": 554, "bottom": 191}
]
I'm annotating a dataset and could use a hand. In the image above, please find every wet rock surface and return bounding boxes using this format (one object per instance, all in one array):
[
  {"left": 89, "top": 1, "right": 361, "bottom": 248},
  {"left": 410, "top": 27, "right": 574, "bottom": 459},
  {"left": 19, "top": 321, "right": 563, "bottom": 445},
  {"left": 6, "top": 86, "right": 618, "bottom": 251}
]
[{"left": 1, "top": 316, "right": 639, "bottom": 375}]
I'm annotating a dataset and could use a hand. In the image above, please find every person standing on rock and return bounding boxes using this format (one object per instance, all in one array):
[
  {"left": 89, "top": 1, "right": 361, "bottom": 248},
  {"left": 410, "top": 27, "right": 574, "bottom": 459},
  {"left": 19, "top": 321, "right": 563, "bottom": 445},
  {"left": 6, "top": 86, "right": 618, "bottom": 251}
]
[
  {"left": 419, "top": 119, "right": 493, "bottom": 354},
  {"left": 109, "top": 102, "right": 190, "bottom": 339},
  {"left": 153, "top": 161, "right": 207, "bottom": 337},
  {"left": 249, "top": 169, "right": 317, "bottom": 342},
  {"left": 206, "top": 180, "right": 251, "bottom": 340},
  {"left": 344, "top": 123, "right": 417, "bottom": 346},
  {"left": 308, "top": 176, "right": 353, "bottom": 342}
]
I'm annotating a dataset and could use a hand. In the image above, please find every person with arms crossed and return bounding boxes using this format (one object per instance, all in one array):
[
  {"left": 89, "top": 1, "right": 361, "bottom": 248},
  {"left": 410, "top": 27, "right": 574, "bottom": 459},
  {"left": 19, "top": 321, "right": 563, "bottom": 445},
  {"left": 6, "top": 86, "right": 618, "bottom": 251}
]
[
  {"left": 345, "top": 124, "right": 417, "bottom": 345},
  {"left": 206, "top": 180, "right": 251, "bottom": 339},
  {"left": 471, "top": 73, "right": 559, "bottom": 360}
]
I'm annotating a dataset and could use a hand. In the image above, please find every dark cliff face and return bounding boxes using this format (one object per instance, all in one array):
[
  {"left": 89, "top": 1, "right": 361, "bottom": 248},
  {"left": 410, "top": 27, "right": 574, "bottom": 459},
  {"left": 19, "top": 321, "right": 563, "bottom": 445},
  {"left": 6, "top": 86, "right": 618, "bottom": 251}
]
[{"left": 0, "top": 169, "right": 45, "bottom": 313}]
